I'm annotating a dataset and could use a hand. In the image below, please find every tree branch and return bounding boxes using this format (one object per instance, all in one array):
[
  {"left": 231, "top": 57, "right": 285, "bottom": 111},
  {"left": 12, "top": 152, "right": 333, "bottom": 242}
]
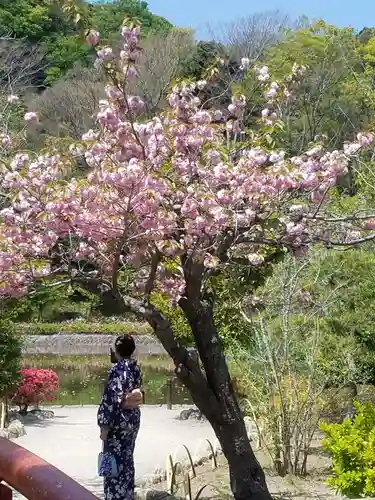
[
  {"left": 325, "top": 233, "right": 375, "bottom": 246},
  {"left": 181, "top": 253, "right": 205, "bottom": 299},
  {"left": 144, "top": 250, "right": 160, "bottom": 297},
  {"left": 72, "top": 275, "right": 222, "bottom": 418},
  {"left": 179, "top": 291, "right": 241, "bottom": 423},
  {"left": 306, "top": 213, "right": 375, "bottom": 223}
]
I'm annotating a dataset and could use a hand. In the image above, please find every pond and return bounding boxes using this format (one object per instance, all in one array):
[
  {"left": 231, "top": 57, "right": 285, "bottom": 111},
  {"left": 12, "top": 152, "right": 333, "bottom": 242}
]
[{"left": 21, "top": 354, "right": 192, "bottom": 406}]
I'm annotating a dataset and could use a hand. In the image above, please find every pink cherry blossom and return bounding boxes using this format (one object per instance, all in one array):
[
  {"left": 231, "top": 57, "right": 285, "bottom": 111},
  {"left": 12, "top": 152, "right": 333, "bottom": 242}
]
[
  {"left": 247, "top": 254, "right": 265, "bottom": 266},
  {"left": 240, "top": 57, "right": 250, "bottom": 70},
  {"left": 357, "top": 132, "right": 373, "bottom": 147},
  {"left": 96, "top": 47, "right": 114, "bottom": 62},
  {"left": 0, "top": 23, "right": 372, "bottom": 300},
  {"left": 86, "top": 30, "right": 100, "bottom": 47},
  {"left": 0, "top": 134, "right": 11, "bottom": 148},
  {"left": 24, "top": 112, "right": 38, "bottom": 123},
  {"left": 256, "top": 66, "right": 270, "bottom": 82}
]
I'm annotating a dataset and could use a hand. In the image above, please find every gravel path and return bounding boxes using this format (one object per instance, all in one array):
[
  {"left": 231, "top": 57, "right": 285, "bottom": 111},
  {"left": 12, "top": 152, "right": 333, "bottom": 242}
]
[{"left": 12, "top": 406, "right": 216, "bottom": 499}]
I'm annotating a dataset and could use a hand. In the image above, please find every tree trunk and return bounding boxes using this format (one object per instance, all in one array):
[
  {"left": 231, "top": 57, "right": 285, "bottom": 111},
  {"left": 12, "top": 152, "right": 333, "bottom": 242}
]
[
  {"left": 0, "top": 400, "right": 6, "bottom": 429},
  {"left": 342, "top": 382, "right": 357, "bottom": 421},
  {"left": 18, "top": 404, "right": 28, "bottom": 416},
  {"left": 178, "top": 288, "right": 272, "bottom": 500},
  {"left": 211, "top": 419, "right": 272, "bottom": 500}
]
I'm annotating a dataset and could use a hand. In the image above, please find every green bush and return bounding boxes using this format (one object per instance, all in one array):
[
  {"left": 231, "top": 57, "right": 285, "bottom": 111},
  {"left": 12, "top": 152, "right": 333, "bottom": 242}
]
[
  {"left": 0, "top": 320, "right": 22, "bottom": 396},
  {"left": 321, "top": 402, "right": 375, "bottom": 498},
  {"left": 15, "top": 321, "right": 152, "bottom": 336}
]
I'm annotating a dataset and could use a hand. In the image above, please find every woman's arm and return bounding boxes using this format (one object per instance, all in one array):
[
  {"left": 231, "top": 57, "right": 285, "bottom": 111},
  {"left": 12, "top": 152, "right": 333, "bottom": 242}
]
[
  {"left": 121, "top": 365, "right": 143, "bottom": 408},
  {"left": 122, "top": 389, "right": 143, "bottom": 408},
  {"left": 97, "top": 367, "right": 123, "bottom": 433}
]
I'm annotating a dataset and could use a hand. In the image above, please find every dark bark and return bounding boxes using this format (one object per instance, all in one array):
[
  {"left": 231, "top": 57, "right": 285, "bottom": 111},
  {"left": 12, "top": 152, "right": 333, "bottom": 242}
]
[
  {"left": 341, "top": 382, "right": 357, "bottom": 422},
  {"left": 176, "top": 259, "right": 271, "bottom": 500},
  {"left": 211, "top": 419, "right": 271, "bottom": 500},
  {"left": 18, "top": 404, "right": 28, "bottom": 416},
  {"left": 179, "top": 297, "right": 271, "bottom": 500}
]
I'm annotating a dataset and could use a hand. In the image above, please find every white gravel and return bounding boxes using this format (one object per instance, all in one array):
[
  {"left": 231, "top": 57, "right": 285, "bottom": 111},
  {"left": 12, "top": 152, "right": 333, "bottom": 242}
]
[{"left": 12, "top": 405, "right": 216, "bottom": 499}]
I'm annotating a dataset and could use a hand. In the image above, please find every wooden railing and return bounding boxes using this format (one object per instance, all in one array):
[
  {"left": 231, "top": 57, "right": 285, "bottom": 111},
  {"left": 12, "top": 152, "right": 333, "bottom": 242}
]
[{"left": 0, "top": 438, "right": 99, "bottom": 500}]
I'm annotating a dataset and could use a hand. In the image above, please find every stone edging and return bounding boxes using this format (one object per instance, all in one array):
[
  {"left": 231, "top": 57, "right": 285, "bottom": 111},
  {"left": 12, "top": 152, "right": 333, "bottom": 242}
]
[
  {"left": 22, "top": 334, "right": 166, "bottom": 356},
  {"left": 135, "top": 488, "right": 177, "bottom": 500},
  {"left": 137, "top": 437, "right": 223, "bottom": 488},
  {"left": 136, "top": 413, "right": 259, "bottom": 488}
]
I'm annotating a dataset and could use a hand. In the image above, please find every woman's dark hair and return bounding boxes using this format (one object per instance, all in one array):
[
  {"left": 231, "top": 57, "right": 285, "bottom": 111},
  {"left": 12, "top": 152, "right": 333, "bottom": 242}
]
[{"left": 114, "top": 334, "right": 136, "bottom": 359}]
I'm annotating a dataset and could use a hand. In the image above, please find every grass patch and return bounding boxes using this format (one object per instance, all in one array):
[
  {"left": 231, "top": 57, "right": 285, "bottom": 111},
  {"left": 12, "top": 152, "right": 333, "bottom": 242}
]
[
  {"left": 21, "top": 354, "right": 191, "bottom": 406},
  {"left": 15, "top": 321, "right": 152, "bottom": 336}
]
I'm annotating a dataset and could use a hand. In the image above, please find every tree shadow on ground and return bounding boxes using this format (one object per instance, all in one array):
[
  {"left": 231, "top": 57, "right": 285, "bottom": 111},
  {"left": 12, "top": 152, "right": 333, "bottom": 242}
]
[{"left": 22, "top": 414, "right": 69, "bottom": 429}]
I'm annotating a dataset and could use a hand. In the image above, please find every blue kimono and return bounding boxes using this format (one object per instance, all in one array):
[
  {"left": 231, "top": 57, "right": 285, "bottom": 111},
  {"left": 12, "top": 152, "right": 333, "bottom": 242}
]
[{"left": 97, "top": 358, "right": 142, "bottom": 500}]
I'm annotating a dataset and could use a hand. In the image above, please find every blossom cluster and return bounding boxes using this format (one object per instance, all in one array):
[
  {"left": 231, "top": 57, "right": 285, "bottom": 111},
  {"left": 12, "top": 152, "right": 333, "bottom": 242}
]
[
  {"left": 0, "top": 25, "right": 373, "bottom": 300},
  {"left": 256, "top": 63, "right": 307, "bottom": 125},
  {"left": 11, "top": 369, "right": 60, "bottom": 407}
]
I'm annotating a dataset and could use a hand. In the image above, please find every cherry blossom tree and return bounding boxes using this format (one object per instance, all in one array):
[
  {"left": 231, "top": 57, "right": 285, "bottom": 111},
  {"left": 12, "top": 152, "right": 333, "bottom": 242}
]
[{"left": 0, "top": 24, "right": 374, "bottom": 500}]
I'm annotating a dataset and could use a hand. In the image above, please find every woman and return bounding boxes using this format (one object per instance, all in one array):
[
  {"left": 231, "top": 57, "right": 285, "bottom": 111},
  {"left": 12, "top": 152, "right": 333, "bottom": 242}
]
[{"left": 98, "top": 334, "right": 142, "bottom": 500}]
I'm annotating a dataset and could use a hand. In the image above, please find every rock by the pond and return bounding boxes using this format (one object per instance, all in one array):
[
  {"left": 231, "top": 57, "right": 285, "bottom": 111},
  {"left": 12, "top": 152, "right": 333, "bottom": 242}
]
[
  {"left": 178, "top": 408, "right": 206, "bottom": 421},
  {"left": 7, "top": 419, "right": 26, "bottom": 439},
  {"left": 8, "top": 408, "right": 55, "bottom": 425},
  {"left": 8, "top": 410, "right": 24, "bottom": 423},
  {"left": 0, "top": 428, "right": 9, "bottom": 439},
  {"left": 5, "top": 408, "right": 53, "bottom": 438},
  {"left": 28, "top": 408, "right": 54, "bottom": 420}
]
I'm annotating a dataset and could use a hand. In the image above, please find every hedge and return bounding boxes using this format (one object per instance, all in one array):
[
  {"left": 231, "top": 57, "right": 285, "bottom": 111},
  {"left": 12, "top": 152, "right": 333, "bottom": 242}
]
[{"left": 14, "top": 321, "right": 153, "bottom": 336}]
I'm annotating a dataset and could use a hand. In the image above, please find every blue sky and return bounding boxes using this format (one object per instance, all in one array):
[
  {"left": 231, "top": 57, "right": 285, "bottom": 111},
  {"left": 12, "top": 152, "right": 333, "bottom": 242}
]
[{"left": 146, "top": 0, "right": 375, "bottom": 38}]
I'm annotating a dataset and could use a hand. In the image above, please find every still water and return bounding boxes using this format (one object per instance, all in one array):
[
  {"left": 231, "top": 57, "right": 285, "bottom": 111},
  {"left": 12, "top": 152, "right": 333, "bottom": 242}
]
[{"left": 21, "top": 354, "right": 192, "bottom": 406}]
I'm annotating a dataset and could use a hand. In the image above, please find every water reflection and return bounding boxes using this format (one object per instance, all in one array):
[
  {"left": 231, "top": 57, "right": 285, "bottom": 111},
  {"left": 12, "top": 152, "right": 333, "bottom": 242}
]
[{"left": 21, "top": 355, "right": 192, "bottom": 406}]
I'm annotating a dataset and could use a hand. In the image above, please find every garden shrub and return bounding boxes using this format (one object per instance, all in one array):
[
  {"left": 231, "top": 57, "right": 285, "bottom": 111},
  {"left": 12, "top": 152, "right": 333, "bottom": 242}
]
[
  {"left": 0, "top": 320, "right": 21, "bottom": 397},
  {"left": 321, "top": 402, "right": 375, "bottom": 498},
  {"left": 11, "top": 368, "right": 60, "bottom": 414}
]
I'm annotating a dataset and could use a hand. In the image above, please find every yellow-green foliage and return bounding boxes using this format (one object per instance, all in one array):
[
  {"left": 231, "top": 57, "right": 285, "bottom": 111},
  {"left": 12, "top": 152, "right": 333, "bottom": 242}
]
[
  {"left": 150, "top": 292, "right": 192, "bottom": 345},
  {"left": 321, "top": 402, "right": 375, "bottom": 498}
]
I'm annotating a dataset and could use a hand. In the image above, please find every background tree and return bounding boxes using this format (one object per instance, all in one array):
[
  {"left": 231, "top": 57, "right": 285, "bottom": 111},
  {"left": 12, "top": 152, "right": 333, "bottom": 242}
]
[
  {"left": 131, "top": 28, "right": 195, "bottom": 116},
  {"left": 297, "top": 249, "right": 375, "bottom": 383},
  {"left": 0, "top": 320, "right": 21, "bottom": 427},
  {"left": 0, "top": 0, "right": 173, "bottom": 84},
  {"left": 29, "top": 66, "right": 105, "bottom": 139},
  {"left": 90, "top": 0, "right": 172, "bottom": 44},
  {"left": 236, "top": 21, "right": 375, "bottom": 155},
  {"left": 210, "top": 11, "right": 291, "bottom": 64},
  {"left": 357, "top": 27, "right": 375, "bottom": 45},
  {"left": 230, "top": 256, "right": 362, "bottom": 476},
  {"left": 180, "top": 40, "right": 226, "bottom": 81}
]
